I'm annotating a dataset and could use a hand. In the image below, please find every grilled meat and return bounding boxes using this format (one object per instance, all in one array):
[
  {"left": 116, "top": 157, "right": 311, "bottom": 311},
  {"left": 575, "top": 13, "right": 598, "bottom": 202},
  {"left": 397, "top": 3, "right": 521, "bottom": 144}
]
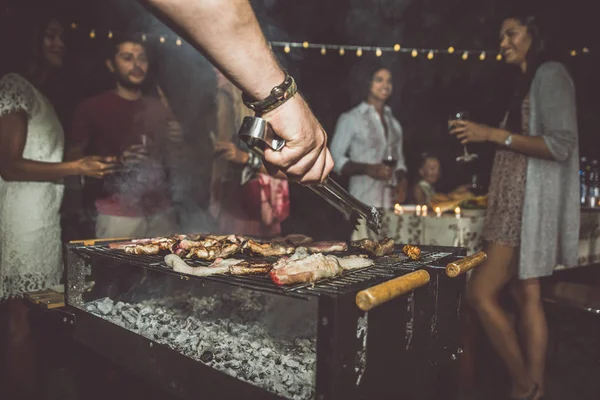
[
  {"left": 165, "top": 255, "right": 272, "bottom": 277},
  {"left": 244, "top": 239, "right": 295, "bottom": 257},
  {"left": 337, "top": 255, "right": 374, "bottom": 270},
  {"left": 306, "top": 241, "right": 348, "bottom": 253},
  {"left": 350, "top": 237, "right": 395, "bottom": 257},
  {"left": 402, "top": 244, "right": 421, "bottom": 260},
  {"left": 124, "top": 244, "right": 161, "bottom": 255}
]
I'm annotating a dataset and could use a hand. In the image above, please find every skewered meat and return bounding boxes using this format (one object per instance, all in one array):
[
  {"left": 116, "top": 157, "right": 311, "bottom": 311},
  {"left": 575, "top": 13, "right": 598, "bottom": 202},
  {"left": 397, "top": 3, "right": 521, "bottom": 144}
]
[
  {"left": 305, "top": 241, "right": 348, "bottom": 253},
  {"left": 270, "top": 248, "right": 374, "bottom": 286},
  {"left": 402, "top": 244, "right": 421, "bottom": 260},
  {"left": 350, "top": 237, "right": 395, "bottom": 257},
  {"left": 164, "top": 255, "right": 272, "bottom": 277},
  {"left": 244, "top": 239, "right": 295, "bottom": 257}
]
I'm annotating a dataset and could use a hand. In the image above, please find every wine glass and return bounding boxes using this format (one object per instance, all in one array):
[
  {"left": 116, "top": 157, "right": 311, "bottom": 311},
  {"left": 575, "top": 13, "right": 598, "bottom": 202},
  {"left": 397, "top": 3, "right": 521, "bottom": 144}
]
[
  {"left": 449, "top": 110, "right": 478, "bottom": 163},
  {"left": 382, "top": 144, "right": 397, "bottom": 188}
]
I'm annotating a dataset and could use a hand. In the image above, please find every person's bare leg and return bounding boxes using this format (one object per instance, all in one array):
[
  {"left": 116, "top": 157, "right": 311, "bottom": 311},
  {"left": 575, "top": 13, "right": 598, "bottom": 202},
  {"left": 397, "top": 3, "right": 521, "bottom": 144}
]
[
  {"left": 467, "top": 242, "right": 535, "bottom": 398},
  {"left": 510, "top": 278, "right": 547, "bottom": 399},
  {"left": 5, "top": 299, "right": 37, "bottom": 399}
]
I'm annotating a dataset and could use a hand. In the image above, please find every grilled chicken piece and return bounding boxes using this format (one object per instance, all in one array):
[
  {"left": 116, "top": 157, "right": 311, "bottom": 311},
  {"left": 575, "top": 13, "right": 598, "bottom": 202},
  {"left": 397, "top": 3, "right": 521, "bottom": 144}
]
[
  {"left": 350, "top": 237, "right": 395, "bottom": 257},
  {"left": 402, "top": 244, "right": 421, "bottom": 261},
  {"left": 244, "top": 239, "right": 295, "bottom": 257},
  {"left": 337, "top": 255, "right": 374, "bottom": 270},
  {"left": 270, "top": 253, "right": 343, "bottom": 286},
  {"left": 124, "top": 244, "right": 161, "bottom": 255},
  {"left": 305, "top": 241, "right": 348, "bottom": 253},
  {"left": 165, "top": 255, "right": 271, "bottom": 276},
  {"left": 229, "top": 262, "right": 272, "bottom": 275}
]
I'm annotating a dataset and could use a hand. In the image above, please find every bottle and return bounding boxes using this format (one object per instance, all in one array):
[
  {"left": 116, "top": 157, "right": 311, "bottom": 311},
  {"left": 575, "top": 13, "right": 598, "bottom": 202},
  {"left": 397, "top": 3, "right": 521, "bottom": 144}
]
[
  {"left": 588, "top": 159, "right": 600, "bottom": 208},
  {"left": 580, "top": 157, "right": 588, "bottom": 205}
]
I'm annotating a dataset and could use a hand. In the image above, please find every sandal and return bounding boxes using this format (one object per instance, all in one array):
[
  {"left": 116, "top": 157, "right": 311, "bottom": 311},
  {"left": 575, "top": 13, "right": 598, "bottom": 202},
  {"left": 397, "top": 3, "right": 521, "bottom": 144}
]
[{"left": 508, "top": 383, "right": 539, "bottom": 400}]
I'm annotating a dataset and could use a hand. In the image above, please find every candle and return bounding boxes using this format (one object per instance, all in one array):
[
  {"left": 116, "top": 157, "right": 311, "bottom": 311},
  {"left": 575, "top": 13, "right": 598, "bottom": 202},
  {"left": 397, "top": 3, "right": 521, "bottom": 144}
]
[
  {"left": 422, "top": 205, "right": 428, "bottom": 217},
  {"left": 394, "top": 203, "right": 403, "bottom": 215},
  {"left": 454, "top": 206, "right": 461, "bottom": 219},
  {"left": 416, "top": 205, "right": 422, "bottom": 216},
  {"left": 435, "top": 207, "right": 442, "bottom": 217}
]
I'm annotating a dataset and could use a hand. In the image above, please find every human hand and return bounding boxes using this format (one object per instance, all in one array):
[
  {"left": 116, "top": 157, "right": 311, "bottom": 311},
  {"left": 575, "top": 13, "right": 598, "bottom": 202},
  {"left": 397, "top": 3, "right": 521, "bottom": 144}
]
[
  {"left": 365, "top": 164, "right": 394, "bottom": 181},
  {"left": 262, "top": 94, "right": 333, "bottom": 184},
  {"left": 121, "top": 144, "right": 149, "bottom": 165},
  {"left": 449, "top": 120, "right": 493, "bottom": 144},
  {"left": 76, "top": 156, "right": 120, "bottom": 178},
  {"left": 213, "top": 141, "right": 249, "bottom": 165}
]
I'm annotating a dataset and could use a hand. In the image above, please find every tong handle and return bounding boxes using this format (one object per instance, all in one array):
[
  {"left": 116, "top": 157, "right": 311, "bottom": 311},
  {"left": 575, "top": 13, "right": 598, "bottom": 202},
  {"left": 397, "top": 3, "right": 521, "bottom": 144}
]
[
  {"left": 445, "top": 251, "right": 487, "bottom": 277},
  {"left": 355, "top": 269, "right": 431, "bottom": 311},
  {"left": 238, "top": 116, "right": 285, "bottom": 153}
]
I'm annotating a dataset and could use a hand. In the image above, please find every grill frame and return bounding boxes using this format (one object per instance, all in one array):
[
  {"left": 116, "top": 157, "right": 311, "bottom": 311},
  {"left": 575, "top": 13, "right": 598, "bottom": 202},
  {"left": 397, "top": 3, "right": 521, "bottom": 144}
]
[{"left": 65, "top": 240, "right": 468, "bottom": 400}]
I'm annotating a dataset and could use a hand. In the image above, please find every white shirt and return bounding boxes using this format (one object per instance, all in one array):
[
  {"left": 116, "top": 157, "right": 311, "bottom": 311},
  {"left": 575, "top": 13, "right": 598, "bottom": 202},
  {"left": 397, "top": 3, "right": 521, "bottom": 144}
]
[{"left": 330, "top": 101, "right": 407, "bottom": 209}]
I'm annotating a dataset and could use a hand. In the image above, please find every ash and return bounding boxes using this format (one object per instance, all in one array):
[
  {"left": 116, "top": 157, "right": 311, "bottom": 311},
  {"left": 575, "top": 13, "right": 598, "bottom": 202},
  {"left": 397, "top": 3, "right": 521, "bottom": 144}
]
[{"left": 84, "top": 289, "right": 317, "bottom": 400}]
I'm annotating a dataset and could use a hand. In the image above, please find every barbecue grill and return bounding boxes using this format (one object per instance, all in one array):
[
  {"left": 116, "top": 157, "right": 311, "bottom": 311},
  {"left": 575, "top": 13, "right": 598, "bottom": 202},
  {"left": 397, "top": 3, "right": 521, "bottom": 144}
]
[{"left": 64, "top": 239, "right": 481, "bottom": 400}]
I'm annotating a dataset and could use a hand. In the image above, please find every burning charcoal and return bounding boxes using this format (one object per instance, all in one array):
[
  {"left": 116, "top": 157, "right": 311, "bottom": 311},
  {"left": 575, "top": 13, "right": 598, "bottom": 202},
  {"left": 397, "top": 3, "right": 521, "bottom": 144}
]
[
  {"left": 140, "top": 306, "right": 153, "bottom": 316},
  {"left": 285, "top": 358, "right": 300, "bottom": 369},
  {"left": 200, "top": 350, "right": 213, "bottom": 363},
  {"left": 85, "top": 304, "right": 98, "bottom": 313},
  {"left": 174, "top": 332, "right": 189, "bottom": 345}
]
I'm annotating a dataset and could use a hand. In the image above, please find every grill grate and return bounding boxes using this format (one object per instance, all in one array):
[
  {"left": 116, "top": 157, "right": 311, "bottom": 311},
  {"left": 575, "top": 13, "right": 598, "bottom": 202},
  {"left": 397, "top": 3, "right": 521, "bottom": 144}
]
[{"left": 73, "top": 245, "right": 454, "bottom": 298}]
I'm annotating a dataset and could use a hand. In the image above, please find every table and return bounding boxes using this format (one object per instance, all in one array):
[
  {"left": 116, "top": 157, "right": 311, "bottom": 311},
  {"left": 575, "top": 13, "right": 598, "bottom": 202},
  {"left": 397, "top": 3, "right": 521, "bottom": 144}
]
[{"left": 361, "top": 208, "right": 600, "bottom": 269}]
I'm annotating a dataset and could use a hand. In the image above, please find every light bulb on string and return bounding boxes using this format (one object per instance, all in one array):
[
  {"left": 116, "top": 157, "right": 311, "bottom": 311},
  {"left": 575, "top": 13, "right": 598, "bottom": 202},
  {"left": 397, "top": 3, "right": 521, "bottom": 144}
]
[
  {"left": 479, "top": 52, "right": 486, "bottom": 60},
  {"left": 375, "top": 48, "right": 382, "bottom": 57},
  {"left": 427, "top": 50, "right": 434, "bottom": 60},
  {"left": 411, "top": 49, "right": 418, "bottom": 58},
  {"left": 394, "top": 44, "right": 401, "bottom": 52},
  {"left": 320, "top": 47, "right": 326, "bottom": 55},
  {"left": 284, "top": 44, "right": 291, "bottom": 53},
  {"left": 448, "top": 46, "right": 455, "bottom": 54},
  {"left": 141, "top": 34, "right": 147, "bottom": 42},
  {"left": 70, "top": 22, "right": 77, "bottom": 29},
  {"left": 462, "top": 51, "right": 469, "bottom": 60},
  {"left": 108, "top": 30, "right": 113, "bottom": 39},
  {"left": 582, "top": 47, "right": 590, "bottom": 53},
  {"left": 570, "top": 50, "right": 577, "bottom": 56},
  {"left": 496, "top": 53, "right": 502, "bottom": 61},
  {"left": 89, "top": 30, "right": 96, "bottom": 39},
  {"left": 339, "top": 47, "right": 345, "bottom": 56},
  {"left": 302, "top": 41, "right": 309, "bottom": 49},
  {"left": 176, "top": 38, "right": 182, "bottom": 46},
  {"left": 159, "top": 36, "right": 166, "bottom": 43},
  {"left": 356, "top": 48, "right": 363, "bottom": 57}
]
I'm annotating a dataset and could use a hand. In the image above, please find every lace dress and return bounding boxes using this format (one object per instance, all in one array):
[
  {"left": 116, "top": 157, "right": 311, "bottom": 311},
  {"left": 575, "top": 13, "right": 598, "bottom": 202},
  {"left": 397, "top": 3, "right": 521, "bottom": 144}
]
[
  {"left": 0, "top": 73, "right": 65, "bottom": 300},
  {"left": 481, "top": 94, "right": 530, "bottom": 247}
]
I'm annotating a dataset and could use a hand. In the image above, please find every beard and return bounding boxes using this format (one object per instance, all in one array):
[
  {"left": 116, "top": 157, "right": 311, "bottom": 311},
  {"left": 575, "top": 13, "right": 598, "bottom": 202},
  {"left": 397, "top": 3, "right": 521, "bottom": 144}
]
[{"left": 114, "top": 69, "right": 146, "bottom": 90}]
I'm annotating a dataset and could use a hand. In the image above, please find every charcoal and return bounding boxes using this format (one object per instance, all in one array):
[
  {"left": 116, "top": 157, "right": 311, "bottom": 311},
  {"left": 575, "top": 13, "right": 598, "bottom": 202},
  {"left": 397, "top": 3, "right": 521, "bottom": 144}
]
[{"left": 84, "top": 290, "right": 317, "bottom": 400}]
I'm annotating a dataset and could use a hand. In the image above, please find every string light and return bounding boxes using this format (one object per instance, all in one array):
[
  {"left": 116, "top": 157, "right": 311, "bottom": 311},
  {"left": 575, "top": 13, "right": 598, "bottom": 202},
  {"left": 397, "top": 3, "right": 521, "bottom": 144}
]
[
  {"left": 496, "top": 53, "right": 503, "bottom": 61},
  {"left": 176, "top": 38, "right": 182, "bottom": 46},
  {"left": 302, "top": 41, "right": 309, "bottom": 49},
  {"left": 570, "top": 50, "right": 577, "bottom": 56},
  {"left": 375, "top": 48, "right": 382, "bottom": 57},
  {"left": 427, "top": 50, "right": 434, "bottom": 60},
  {"left": 284, "top": 44, "right": 291, "bottom": 53},
  {"left": 394, "top": 44, "right": 401, "bottom": 52},
  {"left": 108, "top": 30, "right": 113, "bottom": 39},
  {"left": 89, "top": 30, "right": 96, "bottom": 39},
  {"left": 582, "top": 47, "right": 590, "bottom": 54},
  {"left": 159, "top": 36, "right": 166, "bottom": 43},
  {"left": 70, "top": 22, "right": 77, "bottom": 29},
  {"left": 411, "top": 49, "right": 418, "bottom": 58},
  {"left": 320, "top": 47, "right": 326, "bottom": 55},
  {"left": 356, "top": 47, "right": 363, "bottom": 57},
  {"left": 339, "top": 47, "right": 345, "bottom": 56},
  {"left": 462, "top": 51, "right": 469, "bottom": 60},
  {"left": 479, "top": 51, "right": 486, "bottom": 61},
  {"left": 141, "top": 34, "right": 147, "bottom": 42},
  {"left": 448, "top": 46, "right": 455, "bottom": 54}
]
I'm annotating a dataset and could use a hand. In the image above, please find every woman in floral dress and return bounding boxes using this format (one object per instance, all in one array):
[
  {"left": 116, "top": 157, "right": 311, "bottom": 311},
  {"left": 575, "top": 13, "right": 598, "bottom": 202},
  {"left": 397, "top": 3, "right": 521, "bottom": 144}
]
[{"left": 449, "top": 13, "right": 579, "bottom": 400}]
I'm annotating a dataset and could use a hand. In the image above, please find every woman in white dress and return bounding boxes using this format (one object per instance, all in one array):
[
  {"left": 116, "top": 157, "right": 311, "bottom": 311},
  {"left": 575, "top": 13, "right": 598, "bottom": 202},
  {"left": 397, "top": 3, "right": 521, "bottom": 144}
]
[{"left": 0, "top": 15, "right": 118, "bottom": 396}]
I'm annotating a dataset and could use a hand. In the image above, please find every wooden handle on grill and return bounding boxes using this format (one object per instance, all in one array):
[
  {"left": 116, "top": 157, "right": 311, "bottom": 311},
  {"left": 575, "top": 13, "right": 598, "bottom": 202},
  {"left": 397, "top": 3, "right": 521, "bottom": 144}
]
[
  {"left": 445, "top": 251, "right": 487, "bottom": 278},
  {"left": 355, "top": 269, "right": 431, "bottom": 311},
  {"left": 69, "top": 237, "right": 134, "bottom": 246}
]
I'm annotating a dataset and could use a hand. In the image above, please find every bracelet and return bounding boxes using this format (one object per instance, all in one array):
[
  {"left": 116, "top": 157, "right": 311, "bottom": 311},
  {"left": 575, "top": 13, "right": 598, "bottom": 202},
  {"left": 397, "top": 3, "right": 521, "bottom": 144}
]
[{"left": 242, "top": 72, "right": 298, "bottom": 115}]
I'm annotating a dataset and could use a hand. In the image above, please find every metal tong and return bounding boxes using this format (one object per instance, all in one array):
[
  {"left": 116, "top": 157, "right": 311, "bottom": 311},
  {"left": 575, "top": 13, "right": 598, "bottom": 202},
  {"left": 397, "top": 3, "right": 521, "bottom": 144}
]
[{"left": 237, "top": 116, "right": 382, "bottom": 234}]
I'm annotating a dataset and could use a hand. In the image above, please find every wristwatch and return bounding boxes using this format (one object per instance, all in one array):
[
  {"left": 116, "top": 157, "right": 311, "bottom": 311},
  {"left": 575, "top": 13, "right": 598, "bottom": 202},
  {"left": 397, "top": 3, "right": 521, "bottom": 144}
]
[{"left": 504, "top": 134, "right": 513, "bottom": 147}]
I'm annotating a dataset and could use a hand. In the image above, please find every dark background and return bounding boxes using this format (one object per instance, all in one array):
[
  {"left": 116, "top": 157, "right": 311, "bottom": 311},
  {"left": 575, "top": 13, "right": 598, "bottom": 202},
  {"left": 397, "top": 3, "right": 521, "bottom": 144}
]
[{"left": 1, "top": 0, "right": 599, "bottom": 239}]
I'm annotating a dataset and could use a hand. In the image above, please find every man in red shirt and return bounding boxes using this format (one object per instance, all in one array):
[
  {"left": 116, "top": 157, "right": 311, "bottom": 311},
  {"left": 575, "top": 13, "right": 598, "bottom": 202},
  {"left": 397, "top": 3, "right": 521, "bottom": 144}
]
[{"left": 69, "top": 35, "right": 178, "bottom": 238}]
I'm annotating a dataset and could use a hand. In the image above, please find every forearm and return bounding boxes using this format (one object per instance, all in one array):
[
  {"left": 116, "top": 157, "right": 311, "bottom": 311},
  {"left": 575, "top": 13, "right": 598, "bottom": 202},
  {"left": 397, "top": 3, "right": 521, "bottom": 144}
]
[
  {"left": 488, "top": 128, "right": 554, "bottom": 160},
  {"left": 0, "top": 159, "right": 79, "bottom": 182},
  {"left": 143, "top": 0, "right": 284, "bottom": 99},
  {"left": 340, "top": 161, "right": 370, "bottom": 176}
]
